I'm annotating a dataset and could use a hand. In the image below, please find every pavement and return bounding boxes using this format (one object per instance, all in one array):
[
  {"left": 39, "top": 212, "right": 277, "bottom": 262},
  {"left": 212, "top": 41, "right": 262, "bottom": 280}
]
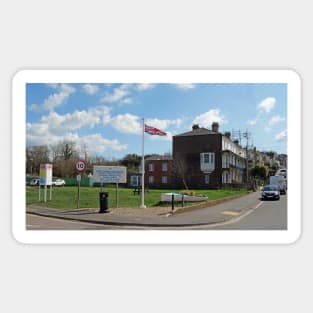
[{"left": 26, "top": 191, "right": 262, "bottom": 228}]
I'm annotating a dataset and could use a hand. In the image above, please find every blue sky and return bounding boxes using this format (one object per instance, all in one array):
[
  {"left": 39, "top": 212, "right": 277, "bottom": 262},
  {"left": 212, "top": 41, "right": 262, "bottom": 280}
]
[{"left": 26, "top": 83, "right": 287, "bottom": 159}]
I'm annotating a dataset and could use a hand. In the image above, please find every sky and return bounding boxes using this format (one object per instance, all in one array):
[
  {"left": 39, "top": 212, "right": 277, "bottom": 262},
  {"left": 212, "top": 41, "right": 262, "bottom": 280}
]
[{"left": 26, "top": 83, "right": 287, "bottom": 159}]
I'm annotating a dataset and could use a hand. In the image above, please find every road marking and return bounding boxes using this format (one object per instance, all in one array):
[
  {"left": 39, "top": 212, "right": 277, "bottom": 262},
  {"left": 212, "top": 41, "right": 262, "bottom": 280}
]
[
  {"left": 218, "top": 201, "right": 264, "bottom": 226},
  {"left": 222, "top": 210, "right": 241, "bottom": 216}
]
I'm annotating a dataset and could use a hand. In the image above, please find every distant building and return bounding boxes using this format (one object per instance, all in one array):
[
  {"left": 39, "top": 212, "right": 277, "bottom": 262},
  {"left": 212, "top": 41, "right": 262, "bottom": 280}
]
[
  {"left": 172, "top": 122, "right": 247, "bottom": 189},
  {"left": 144, "top": 155, "right": 173, "bottom": 188}
]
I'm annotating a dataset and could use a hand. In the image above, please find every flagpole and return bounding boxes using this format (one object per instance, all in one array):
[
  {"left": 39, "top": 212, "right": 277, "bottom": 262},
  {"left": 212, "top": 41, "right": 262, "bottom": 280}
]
[{"left": 140, "top": 118, "right": 146, "bottom": 208}]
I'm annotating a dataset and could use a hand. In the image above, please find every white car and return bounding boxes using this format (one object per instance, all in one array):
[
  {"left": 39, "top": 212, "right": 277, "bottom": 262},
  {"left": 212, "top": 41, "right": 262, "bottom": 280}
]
[
  {"left": 29, "top": 178, "right": 40, "bottom": 186},
  {"left": 52, "top": 179, "right": 66, "bottom": 186}
]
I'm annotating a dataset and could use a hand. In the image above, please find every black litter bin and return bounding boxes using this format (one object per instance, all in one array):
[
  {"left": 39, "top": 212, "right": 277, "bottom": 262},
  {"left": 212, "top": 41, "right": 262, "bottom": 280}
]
[{"left": 99, "top": 192, "right": 109, "bottom": 213}]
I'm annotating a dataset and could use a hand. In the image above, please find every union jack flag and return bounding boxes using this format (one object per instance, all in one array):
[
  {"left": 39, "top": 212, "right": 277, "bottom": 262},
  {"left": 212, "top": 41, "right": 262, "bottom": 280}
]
[{"left": 144, "top": 124, "right": 167, "bottom": 136}]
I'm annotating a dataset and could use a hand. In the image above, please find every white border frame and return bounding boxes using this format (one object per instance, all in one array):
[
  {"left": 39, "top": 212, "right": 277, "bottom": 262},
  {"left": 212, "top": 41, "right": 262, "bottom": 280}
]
[{"left": 12, "top": 70, "right": 301, "bottom": 244}]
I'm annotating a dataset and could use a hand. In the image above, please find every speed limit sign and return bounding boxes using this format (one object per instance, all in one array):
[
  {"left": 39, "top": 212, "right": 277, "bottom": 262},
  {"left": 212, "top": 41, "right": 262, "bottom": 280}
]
[{"left": 75, "top": 160, "right": 86, "bottom": 172}]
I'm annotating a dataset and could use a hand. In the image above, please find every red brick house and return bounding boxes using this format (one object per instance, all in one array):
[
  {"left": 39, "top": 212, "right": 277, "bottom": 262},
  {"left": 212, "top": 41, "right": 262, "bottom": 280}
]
[{"left": 144, "top": 155, "right": 173, "bottom": 188}]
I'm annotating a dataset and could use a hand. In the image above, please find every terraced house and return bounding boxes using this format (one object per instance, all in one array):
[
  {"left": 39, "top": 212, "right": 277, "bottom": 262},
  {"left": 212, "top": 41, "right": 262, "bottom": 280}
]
[{"left": 173, "top": 122, "right": 247, "bottom": 189}]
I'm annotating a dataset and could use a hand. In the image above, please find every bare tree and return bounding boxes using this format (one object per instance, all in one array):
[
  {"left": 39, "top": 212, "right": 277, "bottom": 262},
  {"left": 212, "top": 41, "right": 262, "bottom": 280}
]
[
  {"left": 172, "top": 155, "right": 189, "bottom": 189},
  {"left": 26, "top": 145, "right": 50, "bottom": 175}
]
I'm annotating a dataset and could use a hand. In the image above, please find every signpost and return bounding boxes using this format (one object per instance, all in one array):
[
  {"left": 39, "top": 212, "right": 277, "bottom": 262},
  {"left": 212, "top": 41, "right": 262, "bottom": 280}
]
[
  {"left": 93, "top": 166, "right": 127, "bottom": 208},
  {"left": 39, "top": 163, "right": 53, "bottom": 202},
  {"left": 75, "top": 160, "right": 86, "bottom": 209},
  {"left": 75, "top": 160, "right": 86, "bottom": 173}
]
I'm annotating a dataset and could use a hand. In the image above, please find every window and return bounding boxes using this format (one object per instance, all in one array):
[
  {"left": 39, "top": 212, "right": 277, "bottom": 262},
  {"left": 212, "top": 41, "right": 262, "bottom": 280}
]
[
  {"left": 148, "top": 163, "right": 154, "bottom": 172},
  {"left": 148, "top": 176, "right": 154, "bottom": 184},
  {"left": 204, "top": 153, "right": 210, "bottom": 163},
  {"left": 162, "top": 176, "right": 168, "bottom": 184},
  {"left": 200, "top": 152, "right": 215, "bottom": 172},
  {"left": 130, "top": 175, "right": 141, "bottom": 186},
  {"left": 162, "top": 162, "right": 168, "bottom": 172},
  {"left": 204, "top": 174, "right": 209, "bottom": 184}
]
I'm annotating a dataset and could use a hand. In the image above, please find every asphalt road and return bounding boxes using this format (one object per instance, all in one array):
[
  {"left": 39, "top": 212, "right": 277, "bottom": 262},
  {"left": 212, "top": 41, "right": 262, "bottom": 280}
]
[{"left": 204, "top": 194, "right": 288, "bottom": 230}]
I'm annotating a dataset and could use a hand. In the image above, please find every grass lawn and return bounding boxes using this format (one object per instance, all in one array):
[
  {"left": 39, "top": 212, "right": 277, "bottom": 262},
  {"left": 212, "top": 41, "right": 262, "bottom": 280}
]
[{"left": 26, "top": 185, "right": 249, "bottom": 209}]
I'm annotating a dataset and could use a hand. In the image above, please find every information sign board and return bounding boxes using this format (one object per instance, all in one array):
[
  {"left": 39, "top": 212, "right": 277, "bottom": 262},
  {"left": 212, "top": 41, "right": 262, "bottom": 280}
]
[{"left": 93, "top": 166, "right": 127, "bottom": 184}]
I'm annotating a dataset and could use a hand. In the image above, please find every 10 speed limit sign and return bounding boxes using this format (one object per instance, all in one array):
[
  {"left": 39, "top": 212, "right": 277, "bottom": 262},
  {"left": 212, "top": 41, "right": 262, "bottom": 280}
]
[{"left": 75, "top": 160, "right": 86, "bottom": 172}]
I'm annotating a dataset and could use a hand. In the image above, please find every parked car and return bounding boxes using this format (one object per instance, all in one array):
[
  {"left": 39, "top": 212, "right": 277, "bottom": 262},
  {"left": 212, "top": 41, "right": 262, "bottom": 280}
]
[
  {"left": 52, "top": 179, "right": 66, "bottom": 186},
  {"left": 269, "top": 175, "right": 287, "bottom": 195},
  {"left": 276, "top": 168, "right": 287, "bottom": 178},
  {"left": 29, "top": 178, "right": 40, "bottom": 186},
  {"left": 261, "top": 185, "right": 280, "bottom": 200}
]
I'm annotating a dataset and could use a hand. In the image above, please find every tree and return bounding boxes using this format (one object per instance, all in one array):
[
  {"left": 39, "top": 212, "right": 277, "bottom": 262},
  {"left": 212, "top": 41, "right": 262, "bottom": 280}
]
[
  {"left": 120, "top": 154, "right": 141, "bottom": 171},
  {"left": 61, "top": 140, "right": 77, "bottom": 160},
  {"left": 26, "top": 145, "right": 50, "bottom": 175},
  {"left": 172, "top": 155, "right": 189, "bottom": 189},
  {"left": 250, "top": 165, "right": 269, "bottom": 181},
  {"left": 50, "top": 140, "right": 79, "bottom": 177}
]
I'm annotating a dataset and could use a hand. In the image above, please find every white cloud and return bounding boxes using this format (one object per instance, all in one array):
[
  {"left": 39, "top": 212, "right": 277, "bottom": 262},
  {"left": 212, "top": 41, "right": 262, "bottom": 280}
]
[
  {"left": 29, "top": 84, "right": 76, "bottom": 112},
  {"left": 26, "top": 122, "right": 63, "bottom": 147},
  {"left": 102, "top": 106, "right": 111, "bottom": 124},
  {"left": 247, "top": 97, "right": 278, "bottom": 126},
  {"left": 275, "top": 129, "right": 287, "bottom": 141},
  {"left": 175, "top": 83, "right": 195, "bottom": 90},
  {"left": 145, "top": 118, "right": 182, "bottom": 130},
  {"left": 137, "top": 84, "right": 154, "bottom": 91},
  {"left": 27, "top": 106, "right": 111, "bottom": 146},
  {"left": 120, "top": 97, "right": 133, "bottom": 105},
  {"left": 148, "top": 131, "right": 173, "bottom": 142},
  {"left": 40, "top": 111, "right": 99, "bottom": 135},
  {"left": 268, "top": 115, "right": 285, "bottom": 126},
  {"left": 82, "top": 84, "right": 99, "bottom": 95},
  {"left": 109, "top": 114, "right": 182, "bottom": 137},
  {"left": 257, "top": 97, "right": 276, "bottom": 113},
  {"left": 101, "top": 85, "right": 130, "bottom": 103},
  {"left": 81, "top": 134, "right": 128, "bottom": 154},
  {"left": 192, "top": 109, "right": 226, "bottom": 128},
  {"left": 110, "top": 113, "right": 141, "bottom": 134},
  {"left": 247, "top": 119, "right": 258, "bottom": 126},
  {"left": 26, "top": 124, "right": 127, "bottom": 154},
  {"left": 39, "top": 107, "right": 110, "bottom": 135}
]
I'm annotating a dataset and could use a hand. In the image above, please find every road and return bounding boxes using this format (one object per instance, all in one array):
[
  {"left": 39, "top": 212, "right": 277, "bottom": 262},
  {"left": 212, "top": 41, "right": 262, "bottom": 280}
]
[
  {"left": 27, "top": 194, "right": 287, "bottom": 230},
  {"left": 204, "top": 194, "right": 287, "bottom": 230}
]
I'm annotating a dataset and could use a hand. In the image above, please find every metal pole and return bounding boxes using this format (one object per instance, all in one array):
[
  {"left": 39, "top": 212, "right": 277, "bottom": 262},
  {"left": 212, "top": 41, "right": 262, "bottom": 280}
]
[
  {"left": 77, "top": 179, "right": 80, "bottom": 209},
  {"left": 116, "top": 182, "right": 118, "bottom": 208},
  {"left": 171, "top": 194, "right": 174, "bottom": 213},
  {"left": 140, "top": 118, "right": 146, "bottom": 208},
  {"left": 44, "top": 185, "right": 47, "bottom": 203}
]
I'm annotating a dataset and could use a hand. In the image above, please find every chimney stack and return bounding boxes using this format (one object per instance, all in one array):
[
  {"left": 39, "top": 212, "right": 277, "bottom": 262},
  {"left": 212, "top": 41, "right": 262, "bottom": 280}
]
[
  {"left": 192, "top": 124, "right": 199, "bottom": 130},
  {"left": 212, "top": 122, "right": 219, "bottom": 133},
  {"left": 224, "top": 131, "right": 231, "bottom": 139}
]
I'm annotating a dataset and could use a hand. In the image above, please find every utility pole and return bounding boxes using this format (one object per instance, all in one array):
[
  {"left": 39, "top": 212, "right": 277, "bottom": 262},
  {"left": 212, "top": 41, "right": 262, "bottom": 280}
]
[{"left": 243, "top": 130, "right": 251, "bottom": 183}]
